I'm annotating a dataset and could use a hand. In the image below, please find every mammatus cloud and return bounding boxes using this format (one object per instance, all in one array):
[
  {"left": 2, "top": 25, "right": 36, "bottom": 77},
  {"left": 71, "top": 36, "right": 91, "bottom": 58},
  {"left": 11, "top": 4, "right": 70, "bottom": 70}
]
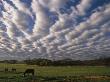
[{"left": 0, "top": 0, "right": 110, "bottom": 60}]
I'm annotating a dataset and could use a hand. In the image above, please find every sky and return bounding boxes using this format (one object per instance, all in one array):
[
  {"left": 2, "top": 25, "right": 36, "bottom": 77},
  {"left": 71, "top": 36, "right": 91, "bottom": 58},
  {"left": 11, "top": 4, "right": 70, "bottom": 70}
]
[{"left": 0, "top": 0, "right": 110, "bottom": 60}]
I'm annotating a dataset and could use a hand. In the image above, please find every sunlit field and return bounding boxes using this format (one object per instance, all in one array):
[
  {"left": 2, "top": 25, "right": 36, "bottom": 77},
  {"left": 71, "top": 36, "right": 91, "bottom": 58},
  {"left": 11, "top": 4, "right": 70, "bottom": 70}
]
[{"left": 0, "top": 63, "right": 110, "bottom": 82}]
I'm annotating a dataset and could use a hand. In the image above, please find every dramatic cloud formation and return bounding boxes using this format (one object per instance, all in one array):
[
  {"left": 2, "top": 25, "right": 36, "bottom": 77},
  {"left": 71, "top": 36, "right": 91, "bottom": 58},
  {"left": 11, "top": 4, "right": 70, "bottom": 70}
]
[{"left": 0, "top": 0, "right": 110, "bottom": 60}]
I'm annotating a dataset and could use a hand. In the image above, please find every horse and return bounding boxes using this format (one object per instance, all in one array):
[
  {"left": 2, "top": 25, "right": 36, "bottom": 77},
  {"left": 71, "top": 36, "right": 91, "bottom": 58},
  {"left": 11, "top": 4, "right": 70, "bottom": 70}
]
[
  {"left": 24, "top": 69, "right": 35, "bottom": 77},
  {"left": 12, "top": 68, "right": 16, "bottom": 72},
  {"left": 4, "top": 68, "right": 8, "bottom": 72}
]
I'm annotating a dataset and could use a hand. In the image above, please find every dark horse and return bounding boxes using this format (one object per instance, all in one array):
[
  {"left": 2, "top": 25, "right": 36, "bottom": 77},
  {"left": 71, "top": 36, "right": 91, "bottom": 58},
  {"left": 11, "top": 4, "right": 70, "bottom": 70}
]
[
  {"left": 24, "top": 69, "right": 35, "bottom": 77},
  {"left": 12, "top": 68, "right": 16, "bottom": 72},
  {"left": 4, "top": 68, "right": 8, "bottom": 72}
]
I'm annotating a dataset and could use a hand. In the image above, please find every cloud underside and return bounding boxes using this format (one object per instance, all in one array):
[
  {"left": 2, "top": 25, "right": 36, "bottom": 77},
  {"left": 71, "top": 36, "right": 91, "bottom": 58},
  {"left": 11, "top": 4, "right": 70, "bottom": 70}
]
[{"left": 0, "top": 0, "right": 110, "bottom": 60}]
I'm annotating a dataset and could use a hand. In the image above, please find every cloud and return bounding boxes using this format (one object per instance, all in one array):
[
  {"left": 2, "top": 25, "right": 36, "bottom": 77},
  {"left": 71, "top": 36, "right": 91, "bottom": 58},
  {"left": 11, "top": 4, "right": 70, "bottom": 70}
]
[
  {"left": 39, "top": 0, "right": 68, "bottom": 11},
  {"left": 77, "top": 0, "right": 93, "bottom": 15},
  {"left": 0, "top": 0, "right": 110, "bottom": 60}
]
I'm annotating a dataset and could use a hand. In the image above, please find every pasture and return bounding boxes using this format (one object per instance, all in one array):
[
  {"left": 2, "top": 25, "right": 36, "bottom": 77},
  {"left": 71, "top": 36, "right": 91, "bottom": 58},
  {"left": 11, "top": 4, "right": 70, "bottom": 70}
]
[{"left": 0, "top": 63, "right": 110, "bottom": 82}]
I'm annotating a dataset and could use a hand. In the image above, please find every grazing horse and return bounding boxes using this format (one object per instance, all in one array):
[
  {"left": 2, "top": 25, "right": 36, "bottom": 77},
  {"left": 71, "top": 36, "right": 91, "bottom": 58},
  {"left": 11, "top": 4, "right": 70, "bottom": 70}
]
[
  {"left": 12, "top": 68, "right": 16, "bottom": 72},
  {"left": 24, "top": 69, "right": 35, "bottom": 77},
  {"left": 4, "top": 68, "right": 8, "bottom": 72}
]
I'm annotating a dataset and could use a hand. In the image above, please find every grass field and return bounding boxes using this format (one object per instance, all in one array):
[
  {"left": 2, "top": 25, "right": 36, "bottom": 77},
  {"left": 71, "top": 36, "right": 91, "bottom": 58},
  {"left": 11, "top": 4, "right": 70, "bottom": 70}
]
[{"left": 0, "top": 63, "right": 110, "bottom": 82}]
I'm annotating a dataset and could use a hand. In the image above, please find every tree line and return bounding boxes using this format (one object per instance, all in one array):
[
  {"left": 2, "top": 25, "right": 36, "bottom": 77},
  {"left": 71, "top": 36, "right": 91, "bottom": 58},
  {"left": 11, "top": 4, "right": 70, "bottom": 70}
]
[{"left": 0, "top": 57, "right": 110, "bottom": 66}]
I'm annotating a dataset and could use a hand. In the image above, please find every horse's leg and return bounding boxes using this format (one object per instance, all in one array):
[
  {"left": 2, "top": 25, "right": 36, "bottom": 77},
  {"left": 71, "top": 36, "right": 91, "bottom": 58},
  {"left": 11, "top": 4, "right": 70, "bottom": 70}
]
[
  {"left": 24, "top": 73, "right": 25, "bottom": 77},
  {"left": 32, "top": 72, "right": 34, "bottom": 76}
]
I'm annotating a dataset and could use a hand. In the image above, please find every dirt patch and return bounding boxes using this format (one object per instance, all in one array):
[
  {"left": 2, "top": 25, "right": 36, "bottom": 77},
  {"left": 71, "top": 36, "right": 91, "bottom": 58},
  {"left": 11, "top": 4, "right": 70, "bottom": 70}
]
[{"left": 85, "top": 76, "right": 110, "bottom": 80}]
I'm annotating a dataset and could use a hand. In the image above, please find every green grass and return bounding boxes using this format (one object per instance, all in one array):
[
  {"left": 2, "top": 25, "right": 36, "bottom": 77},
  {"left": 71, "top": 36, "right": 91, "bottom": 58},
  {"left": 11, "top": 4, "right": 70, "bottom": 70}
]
[
  {"left": 0, "top": 63, "right": 110, "bottom": 82},
  {"left": 0, "top": 63, "right": 110, "bottom": 77}
]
